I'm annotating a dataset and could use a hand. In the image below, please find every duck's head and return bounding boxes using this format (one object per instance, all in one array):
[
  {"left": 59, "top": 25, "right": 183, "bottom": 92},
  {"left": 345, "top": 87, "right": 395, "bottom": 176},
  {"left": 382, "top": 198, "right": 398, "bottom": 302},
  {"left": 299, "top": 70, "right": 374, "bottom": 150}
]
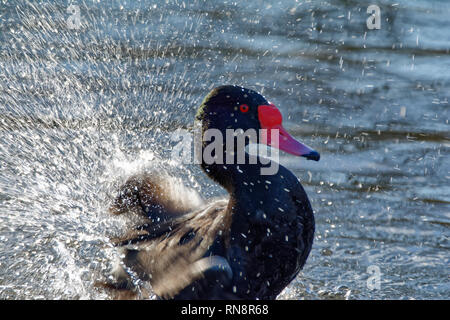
[{"left": 196, "top": 85, "right": 320, "bottom": 161}]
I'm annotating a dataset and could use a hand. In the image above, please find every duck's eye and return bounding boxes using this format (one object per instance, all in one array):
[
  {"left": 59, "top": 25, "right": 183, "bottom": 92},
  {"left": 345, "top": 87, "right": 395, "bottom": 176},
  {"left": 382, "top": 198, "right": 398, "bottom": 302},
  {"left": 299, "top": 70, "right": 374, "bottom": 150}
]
[{"left": 240, "top": 104, "right": 249, "bottom": 113}]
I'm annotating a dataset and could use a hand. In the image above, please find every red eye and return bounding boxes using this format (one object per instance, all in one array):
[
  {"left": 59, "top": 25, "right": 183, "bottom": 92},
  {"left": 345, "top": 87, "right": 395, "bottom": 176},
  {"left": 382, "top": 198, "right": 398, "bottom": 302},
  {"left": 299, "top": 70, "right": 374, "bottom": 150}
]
[{"left": 240, "top": 104, "right": 249, "bottom": 113}]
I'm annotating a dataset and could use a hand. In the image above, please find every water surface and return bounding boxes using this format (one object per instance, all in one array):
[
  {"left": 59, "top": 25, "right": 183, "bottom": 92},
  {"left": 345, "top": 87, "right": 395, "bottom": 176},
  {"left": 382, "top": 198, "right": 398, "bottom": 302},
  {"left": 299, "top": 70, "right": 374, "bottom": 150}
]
[{"left": 0, "top": 0, "right": 449, "bottom": 299}]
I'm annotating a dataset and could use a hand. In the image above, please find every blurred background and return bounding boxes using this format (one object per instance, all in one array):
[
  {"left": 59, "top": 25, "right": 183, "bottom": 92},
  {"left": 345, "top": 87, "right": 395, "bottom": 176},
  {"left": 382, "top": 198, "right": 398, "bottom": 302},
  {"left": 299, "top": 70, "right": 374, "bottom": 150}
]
[{"left": 0, "top": 0, "right": 448, "bottom": 299}]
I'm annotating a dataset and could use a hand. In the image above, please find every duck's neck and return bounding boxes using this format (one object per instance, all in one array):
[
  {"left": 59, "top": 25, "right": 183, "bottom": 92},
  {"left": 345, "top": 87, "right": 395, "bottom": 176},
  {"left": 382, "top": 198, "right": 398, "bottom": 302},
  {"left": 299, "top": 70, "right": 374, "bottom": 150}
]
[
  {"left": 200, "top": 150, "right": 257, "bottom": 193},
  {"left": 200, "top": 144, "right": 279, "bottom": 196}
]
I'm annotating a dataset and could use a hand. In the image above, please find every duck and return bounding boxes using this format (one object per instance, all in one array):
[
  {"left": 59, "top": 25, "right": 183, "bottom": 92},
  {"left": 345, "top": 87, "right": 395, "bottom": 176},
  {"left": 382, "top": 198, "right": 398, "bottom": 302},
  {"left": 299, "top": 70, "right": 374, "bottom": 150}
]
[{"left": 104, "top": 85, "right": 320, "bottom": 299}]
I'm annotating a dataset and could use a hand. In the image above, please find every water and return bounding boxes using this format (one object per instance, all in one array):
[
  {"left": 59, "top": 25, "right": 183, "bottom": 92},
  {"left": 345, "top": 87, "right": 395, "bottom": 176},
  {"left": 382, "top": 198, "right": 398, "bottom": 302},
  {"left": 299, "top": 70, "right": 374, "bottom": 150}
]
[{"left": 0, "top": 0, "right": 449, "bottom": 299}]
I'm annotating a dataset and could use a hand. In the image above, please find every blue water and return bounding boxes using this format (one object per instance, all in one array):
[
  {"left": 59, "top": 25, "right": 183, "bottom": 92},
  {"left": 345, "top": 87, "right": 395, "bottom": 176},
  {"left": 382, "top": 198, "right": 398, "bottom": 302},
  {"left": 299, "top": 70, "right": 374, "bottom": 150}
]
[{"left": 0, "top": 0, "right": 448, "bottom": 299}]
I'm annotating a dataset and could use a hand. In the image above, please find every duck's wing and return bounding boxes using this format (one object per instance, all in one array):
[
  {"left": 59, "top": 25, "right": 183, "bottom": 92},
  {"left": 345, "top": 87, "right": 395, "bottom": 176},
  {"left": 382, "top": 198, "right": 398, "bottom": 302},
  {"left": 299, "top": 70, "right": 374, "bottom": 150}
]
[
  {"left": 110, "top": 219, "right": 178, "bottom": 246},
  {"left": 109, "top": 173, "right": 203, "bottom": 222},
  {"left": 171, "top": 255, "right": 238, "bottom": 300},
  {"left": 115, "top": 199, "right": 234, "bottom": 299}
]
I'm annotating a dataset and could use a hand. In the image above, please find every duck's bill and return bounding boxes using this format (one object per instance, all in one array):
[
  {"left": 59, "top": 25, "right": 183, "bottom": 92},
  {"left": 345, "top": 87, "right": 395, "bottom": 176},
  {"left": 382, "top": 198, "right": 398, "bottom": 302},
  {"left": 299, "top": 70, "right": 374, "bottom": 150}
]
[{"left": 258, "top": 104, "right": 320, "bottom": 161}]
